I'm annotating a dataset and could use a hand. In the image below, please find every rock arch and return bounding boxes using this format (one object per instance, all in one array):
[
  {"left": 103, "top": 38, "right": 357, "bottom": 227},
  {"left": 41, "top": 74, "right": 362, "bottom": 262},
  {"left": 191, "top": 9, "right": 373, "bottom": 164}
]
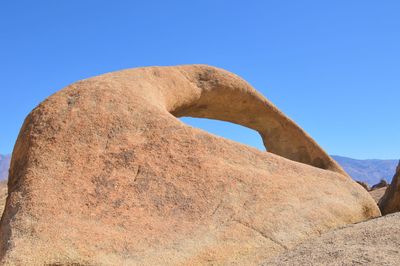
[
  {"left": 0, "top": 65, "right": 378, "bottom": 265},
  {"left": 162, "top": 65, "right": 345, "bottom": 174}
]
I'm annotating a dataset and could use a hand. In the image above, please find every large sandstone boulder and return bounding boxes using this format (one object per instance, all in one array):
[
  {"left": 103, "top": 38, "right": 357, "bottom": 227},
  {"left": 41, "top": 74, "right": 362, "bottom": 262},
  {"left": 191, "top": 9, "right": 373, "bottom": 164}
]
[
  {"left": 0, "top": 65, "right": 379, "bottom": 265},
  {"left": 379, "top": 161, "right": 400, "bottom": 215}
]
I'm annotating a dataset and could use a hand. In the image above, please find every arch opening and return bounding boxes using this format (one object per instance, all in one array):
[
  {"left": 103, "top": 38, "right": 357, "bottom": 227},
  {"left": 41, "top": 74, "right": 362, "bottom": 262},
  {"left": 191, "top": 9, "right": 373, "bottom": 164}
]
[
  {"left": 179, "top": 117, "right": 266, "bottom": 152},
  {"left": 153, "top": 64, "right": 344, "bottom": 174}
]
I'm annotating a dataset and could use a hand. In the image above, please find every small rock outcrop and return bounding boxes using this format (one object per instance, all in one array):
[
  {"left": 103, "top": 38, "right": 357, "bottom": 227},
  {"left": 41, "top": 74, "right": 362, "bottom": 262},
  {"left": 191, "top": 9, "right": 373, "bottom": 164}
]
[
  {"left": 371, "top": 179, "right": 389, "bottom": 190},
  {"left": 0, "top": 65, "right": 380, "bottom": 265},
  {"left": 356, "top": 181, "right": 370, "bottom": 191},
  {"left": 379, "top": 161, "right": 400, "bottom": 215}
]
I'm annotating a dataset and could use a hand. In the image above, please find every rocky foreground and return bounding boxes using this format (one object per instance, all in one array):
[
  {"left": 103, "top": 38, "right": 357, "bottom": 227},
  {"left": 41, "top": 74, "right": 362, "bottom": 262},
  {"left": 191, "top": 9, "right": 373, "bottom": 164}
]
[
  {"left": 264, "top": 176, "right": 400, "bottom": 266},
  {"left": 264, "top": 212, "right": 400, "bottom": 265}
]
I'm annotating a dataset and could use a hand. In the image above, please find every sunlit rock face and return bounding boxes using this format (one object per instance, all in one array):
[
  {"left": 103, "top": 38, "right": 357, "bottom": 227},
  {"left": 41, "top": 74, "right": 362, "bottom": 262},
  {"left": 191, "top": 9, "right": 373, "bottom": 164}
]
[{"left": 0, "top": 65, "right": 379, "bottom": 265}]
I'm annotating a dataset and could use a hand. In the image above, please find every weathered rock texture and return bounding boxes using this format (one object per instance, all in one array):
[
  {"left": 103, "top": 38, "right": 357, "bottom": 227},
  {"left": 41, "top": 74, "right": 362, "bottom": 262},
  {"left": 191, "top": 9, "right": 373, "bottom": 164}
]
[
  {"left": 379, "top": 161, "right": 400, "bottom": 215},
  {"left": 0, "top": 65, "right": 380, "bottom": 265},
  {"left": 264, "top": 212, "right": 400, "bottom": 266}
]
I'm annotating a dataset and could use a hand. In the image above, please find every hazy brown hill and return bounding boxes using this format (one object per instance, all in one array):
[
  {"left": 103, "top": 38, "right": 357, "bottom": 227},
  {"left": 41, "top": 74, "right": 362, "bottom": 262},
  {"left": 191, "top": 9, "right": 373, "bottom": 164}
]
[
  {"left": 0, "top": 155, "right": 10, "bottom": 181},
  {"left": 332, "top": 155, "right": 398, "bottom": 185}
]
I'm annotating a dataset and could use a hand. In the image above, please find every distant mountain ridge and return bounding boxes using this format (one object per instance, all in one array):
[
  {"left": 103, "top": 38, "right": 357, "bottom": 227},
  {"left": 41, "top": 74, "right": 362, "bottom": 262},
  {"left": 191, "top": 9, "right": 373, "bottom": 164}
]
[
  {"left": 0, "top": 154, "right": 11, "bottom": 181},
  {"left": 332, "top": 155, "right": 398, "bottom": 185},
  {"left": 0, "top": 154, "right": 397, "bottom": 185}
]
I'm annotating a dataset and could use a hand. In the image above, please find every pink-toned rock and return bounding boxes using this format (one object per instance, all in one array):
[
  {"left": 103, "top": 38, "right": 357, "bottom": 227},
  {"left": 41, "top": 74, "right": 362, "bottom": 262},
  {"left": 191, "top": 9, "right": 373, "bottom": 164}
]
[
  {"left": 0, "top": 65, "right": 380, "bottom": 265},
  {"left": 379, "top": 161, "right": 400, "bottom": 215}
]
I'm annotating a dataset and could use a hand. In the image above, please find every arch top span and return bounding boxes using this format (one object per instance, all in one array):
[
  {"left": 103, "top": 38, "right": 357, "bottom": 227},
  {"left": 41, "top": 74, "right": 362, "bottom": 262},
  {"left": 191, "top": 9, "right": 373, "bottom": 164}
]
[
  {"left": 170, "top": 65, "right": 344, "bottom": 174},
  {"left": 98, "top": 64, "right": 346, "bottom": 175}
]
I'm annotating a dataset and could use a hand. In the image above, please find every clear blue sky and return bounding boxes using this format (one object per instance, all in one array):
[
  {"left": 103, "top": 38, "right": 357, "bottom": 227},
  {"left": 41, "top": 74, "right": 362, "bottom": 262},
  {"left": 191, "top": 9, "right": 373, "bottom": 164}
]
[{"left": 1, "top": 1, "right": 399, "bottom": 159}]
